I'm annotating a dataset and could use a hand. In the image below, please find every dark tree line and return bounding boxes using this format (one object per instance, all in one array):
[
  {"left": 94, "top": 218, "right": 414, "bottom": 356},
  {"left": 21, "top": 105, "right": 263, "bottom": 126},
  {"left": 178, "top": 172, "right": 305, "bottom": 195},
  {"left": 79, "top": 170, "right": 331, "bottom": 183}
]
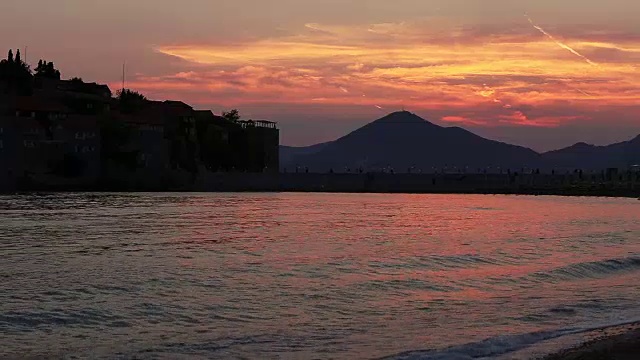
[
  {"left": 222, "top": 109, "right": 240, "bottom": 122},
  {"left": 35, "top": 59, "right": 61, "bottom": 80},
  {"left": 0, "top": 49, "right": 64, "bottom": 94},
  {"left": 116, "top": 89, "right": 148, "bottom": 114},
  {"left": 0, "top": 49, "right": 32, "bottom": 94}
]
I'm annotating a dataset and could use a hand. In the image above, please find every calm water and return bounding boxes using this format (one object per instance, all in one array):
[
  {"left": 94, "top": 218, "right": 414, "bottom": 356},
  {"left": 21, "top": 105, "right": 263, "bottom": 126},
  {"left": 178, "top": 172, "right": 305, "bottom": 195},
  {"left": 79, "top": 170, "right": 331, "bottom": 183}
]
[{"left": 1, "top": 193, "right": 639, "bottom": 359}]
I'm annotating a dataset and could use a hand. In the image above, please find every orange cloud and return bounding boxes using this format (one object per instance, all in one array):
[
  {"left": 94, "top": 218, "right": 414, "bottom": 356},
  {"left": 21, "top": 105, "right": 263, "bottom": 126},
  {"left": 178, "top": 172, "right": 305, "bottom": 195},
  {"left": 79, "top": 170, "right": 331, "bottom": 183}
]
[
  {"left": 129, "top": 20, "right": 640, "bottom": 128},
  {"left": 441, "top": 116, "right": 488, "bottom": 126}
]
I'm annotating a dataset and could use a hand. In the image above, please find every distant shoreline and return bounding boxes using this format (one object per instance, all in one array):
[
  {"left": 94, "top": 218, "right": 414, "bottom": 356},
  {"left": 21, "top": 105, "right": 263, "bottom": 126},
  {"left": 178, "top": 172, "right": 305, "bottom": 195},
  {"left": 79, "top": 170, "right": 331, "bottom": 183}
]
[
  {"left": 3, "top": 186, "right": 640, "bottom": 199},
  {"left": 2, "top": 172, "right": 639, "bottom": 198}
]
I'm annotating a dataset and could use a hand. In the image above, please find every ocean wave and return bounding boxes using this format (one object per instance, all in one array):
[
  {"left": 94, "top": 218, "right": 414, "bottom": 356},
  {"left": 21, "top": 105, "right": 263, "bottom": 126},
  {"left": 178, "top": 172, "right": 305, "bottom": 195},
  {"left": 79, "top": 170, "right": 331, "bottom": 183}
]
[
  {"left": 370, "top": 254, "right": 517, "bottom": 272},
  {"left": 528, "top": 255, "right": 640, "bottom": 283},
  {"left": 0, "top": 309, "right": 124, "bottom": 333},
  {"left": 483, "top": 255, "right": 640, "bottom": 289},
  {"left": 357, "top": 279, "right": 459, "bottom": 293},
  {"left": 383, "top": 329, "right": 570, "bottom": 360}
]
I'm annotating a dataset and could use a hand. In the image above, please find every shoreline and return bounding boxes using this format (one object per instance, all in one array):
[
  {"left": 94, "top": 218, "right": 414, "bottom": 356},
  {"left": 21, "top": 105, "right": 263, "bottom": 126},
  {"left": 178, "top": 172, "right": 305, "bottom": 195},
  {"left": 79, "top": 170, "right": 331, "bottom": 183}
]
[
  {"left": 2, "top": 187, "right": 640, "bottom": 199},
  {"left": 543, "top": 325, "right": 640, "bottom": 360},
  {"left": 2, "top": 172, "right": 638, "bottom": 198}
]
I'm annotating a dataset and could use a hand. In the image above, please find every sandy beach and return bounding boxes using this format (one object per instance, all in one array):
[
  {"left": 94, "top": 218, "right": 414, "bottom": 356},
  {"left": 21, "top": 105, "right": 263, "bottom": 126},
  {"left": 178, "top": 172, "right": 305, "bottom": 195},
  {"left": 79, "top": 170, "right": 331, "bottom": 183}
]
[{"left": 543, "top": 325, "right": 640, "bottom": 360}]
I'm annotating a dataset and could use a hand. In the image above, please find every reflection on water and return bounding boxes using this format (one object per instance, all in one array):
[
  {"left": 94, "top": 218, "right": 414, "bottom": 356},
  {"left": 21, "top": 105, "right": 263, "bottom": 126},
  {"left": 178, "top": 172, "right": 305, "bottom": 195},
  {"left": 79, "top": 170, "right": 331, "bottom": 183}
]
[{"left": 0, "top": 193, "right": 639, "bottom": 359}]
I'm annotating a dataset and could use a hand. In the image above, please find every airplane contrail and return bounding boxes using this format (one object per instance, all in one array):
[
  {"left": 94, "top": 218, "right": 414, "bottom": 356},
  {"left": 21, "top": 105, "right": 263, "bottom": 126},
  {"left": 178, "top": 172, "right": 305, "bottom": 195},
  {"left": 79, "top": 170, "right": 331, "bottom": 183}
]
[
  {"left": 525, "top": 15, "right": 597, "bottom": 66},
  {"left": 575, "top": 88, "right": 593, "bottom": 97},
  {"left": 333, "top": 86, "right": 383, "bottom": 109}
]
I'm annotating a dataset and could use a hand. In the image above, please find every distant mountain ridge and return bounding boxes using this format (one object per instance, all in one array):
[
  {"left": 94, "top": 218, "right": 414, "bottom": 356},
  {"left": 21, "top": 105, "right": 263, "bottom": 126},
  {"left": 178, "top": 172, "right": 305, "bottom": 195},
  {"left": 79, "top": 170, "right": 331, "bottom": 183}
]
[
  {"left": 280, "top": 111, "right": 640, "bottom": 173},
  {"left": 279, "top": 142, "right": 332, "bottom": 166},
  {"left": 543, "top": 135, "right": 640, "bottom": 170}
]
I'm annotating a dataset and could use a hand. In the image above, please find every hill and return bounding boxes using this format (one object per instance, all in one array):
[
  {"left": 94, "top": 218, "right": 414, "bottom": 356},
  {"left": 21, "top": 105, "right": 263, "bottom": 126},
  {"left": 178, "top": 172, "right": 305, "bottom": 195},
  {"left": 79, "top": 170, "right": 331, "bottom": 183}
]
[
  {"left": 282, "top": 111, "right": 545, "bottom": 172},
  {"left": 542, "top": 135, "right": 640, "bottom": 170},
  {"left": 280, "top": 142, "right": 332, "bottom": 167}
]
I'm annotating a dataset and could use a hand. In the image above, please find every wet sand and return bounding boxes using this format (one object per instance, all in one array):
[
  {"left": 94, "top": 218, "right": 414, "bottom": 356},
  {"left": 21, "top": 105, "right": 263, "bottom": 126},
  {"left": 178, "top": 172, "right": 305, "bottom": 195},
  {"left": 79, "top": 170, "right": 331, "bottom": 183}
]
[{"left": 543, "top": 326, "right": 640, "bottom": 360}]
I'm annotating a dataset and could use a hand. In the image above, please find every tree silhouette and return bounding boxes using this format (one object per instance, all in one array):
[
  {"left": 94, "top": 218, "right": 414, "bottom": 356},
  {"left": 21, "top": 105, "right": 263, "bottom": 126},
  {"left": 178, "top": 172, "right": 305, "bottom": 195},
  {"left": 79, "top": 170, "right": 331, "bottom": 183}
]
[
  {"left": 0, "top": 48, "right": 33, "bottom": 94},
  {"left": 116, "top": 89, "right": 148, "bottom": 113},
  {"left": 15, "top": 49, "right": 21, "bottom": 64},
  {"left": 34, "top": 60, "right": 61, "bottom": 80},
  {"left": 116, "top": 89, "right": 147, "bottom": 102},
  {"left": 222, "top": 109, "right": 240, "bottom": 122}
]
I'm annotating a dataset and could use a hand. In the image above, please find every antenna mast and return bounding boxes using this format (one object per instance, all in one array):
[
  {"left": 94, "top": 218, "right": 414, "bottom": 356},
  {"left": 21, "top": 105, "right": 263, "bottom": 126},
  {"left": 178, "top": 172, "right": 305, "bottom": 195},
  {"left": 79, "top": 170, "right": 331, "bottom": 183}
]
[{"left": 122, "top": 62, "right": 126, "bottom": 91}]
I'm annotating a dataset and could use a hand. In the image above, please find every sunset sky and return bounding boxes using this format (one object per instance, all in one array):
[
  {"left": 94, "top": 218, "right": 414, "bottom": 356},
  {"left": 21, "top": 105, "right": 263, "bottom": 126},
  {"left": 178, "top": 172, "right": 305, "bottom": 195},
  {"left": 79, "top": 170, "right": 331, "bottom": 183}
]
[{"left": 1, "top": 0, "right": 639, "bottom": 151}]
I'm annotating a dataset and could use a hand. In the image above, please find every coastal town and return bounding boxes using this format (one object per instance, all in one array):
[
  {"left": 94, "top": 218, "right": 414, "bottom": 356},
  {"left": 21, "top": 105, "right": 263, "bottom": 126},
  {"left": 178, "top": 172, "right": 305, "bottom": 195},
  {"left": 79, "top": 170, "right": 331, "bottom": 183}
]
[
  {"left": 3, "top": 2, "right": 640, "bottom": 359},
  {"left": 0, "top": 49, "right": 280, "bottom": 191},
  {"left": 1, "top": 48, "right": 638, "bottom": 196}
]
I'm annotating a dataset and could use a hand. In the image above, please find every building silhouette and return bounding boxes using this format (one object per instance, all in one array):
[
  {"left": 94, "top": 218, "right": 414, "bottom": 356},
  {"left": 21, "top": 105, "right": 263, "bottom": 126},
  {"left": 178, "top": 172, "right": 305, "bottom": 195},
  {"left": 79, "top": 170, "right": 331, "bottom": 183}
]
[{"left": 0, "top": 49, "right": 279, "bottom": 191}]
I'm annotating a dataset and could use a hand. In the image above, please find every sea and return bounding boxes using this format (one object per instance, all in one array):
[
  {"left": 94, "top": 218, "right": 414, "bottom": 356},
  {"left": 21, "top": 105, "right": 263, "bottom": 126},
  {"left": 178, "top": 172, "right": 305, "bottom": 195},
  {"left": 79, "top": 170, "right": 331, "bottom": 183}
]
[{"left": 1, "top": 193, "right": 639, "bottom": 359}]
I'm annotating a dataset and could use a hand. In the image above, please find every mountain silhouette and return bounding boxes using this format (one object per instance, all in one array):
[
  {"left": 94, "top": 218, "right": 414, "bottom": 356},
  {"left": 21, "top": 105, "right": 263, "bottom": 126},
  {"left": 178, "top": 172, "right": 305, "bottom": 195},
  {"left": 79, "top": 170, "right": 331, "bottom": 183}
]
[
  {"left": 542, "top": 135, "right": 640, "bottom": 170},
  {"left": 280, "top": 141, "right": 332, "bottom": 167},
  {"left": 282, "top": 111, "right": 545, "bottom": 172}
]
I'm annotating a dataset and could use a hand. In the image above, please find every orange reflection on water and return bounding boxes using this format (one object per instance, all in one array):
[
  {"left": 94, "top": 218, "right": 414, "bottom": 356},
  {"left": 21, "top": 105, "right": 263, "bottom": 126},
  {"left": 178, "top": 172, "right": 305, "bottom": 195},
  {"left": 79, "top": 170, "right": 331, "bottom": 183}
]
[{"left": 165, "top": 193, "right": 640, "bottom": 357}]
